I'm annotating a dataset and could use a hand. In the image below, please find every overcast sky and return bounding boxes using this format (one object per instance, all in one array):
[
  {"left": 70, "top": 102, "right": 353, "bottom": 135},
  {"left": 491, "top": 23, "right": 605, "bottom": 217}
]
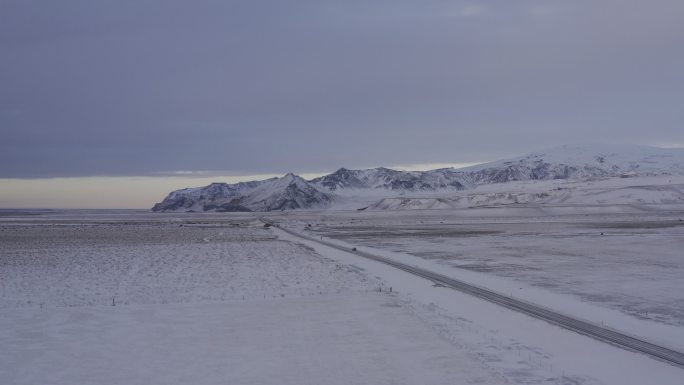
[{"left": 1, "top": 1, "right": 683, "bottom": 206}]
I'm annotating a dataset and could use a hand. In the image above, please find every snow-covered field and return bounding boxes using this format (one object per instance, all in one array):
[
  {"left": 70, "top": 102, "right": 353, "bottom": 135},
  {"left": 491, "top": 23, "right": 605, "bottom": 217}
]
[
  {"left": 281, "top": 206, "right": 684, "bottom": 329},
  {"left": 2, "top": 294, "right": 507, "bottom": 385},
  {"left": 0, "top": 221, "right": 372, "bottom": 307},
  {"left": 2, "top": 209, "right": 683, "bottom": 384},
  {"left": 0, "top": 213, "right": 503, "bottom": 385},
  {"left": 274, "top": 226, "right": 684, "bottom": 385}
]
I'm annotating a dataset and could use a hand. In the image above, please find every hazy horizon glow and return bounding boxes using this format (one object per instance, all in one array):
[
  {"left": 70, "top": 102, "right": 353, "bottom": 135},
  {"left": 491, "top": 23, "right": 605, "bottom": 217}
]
[{"left": 0, "top": 162, "right": 484, "bottom": 209}]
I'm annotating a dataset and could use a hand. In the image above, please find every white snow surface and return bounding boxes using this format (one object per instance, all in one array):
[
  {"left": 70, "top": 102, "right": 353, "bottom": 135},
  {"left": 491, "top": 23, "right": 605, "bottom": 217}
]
[
  {"left": 0, "top": 216, "right": 502, "bottom": 385},
  {"left": 154, "top": 144, "right": 684, "bottom": 212},
  {"left": 461, "top": 143, "right": 684, "bottom": 176},
  {"left": 2, "top": 210, "right": 683, "bottom": 384},
  {"left": 0, "top": 224, "right": 371, "bottom": 307},
  {"left": 240, "top": 173, "right": 333, "bottom": 211},
  {"left": 273, "top": 206, "right": 684, "bottom": 346},
  {"left": 276, "top": 227, "right": 684, "bottom": 385},
  {"left": 1, "top": 295, "right": 503, "bottom": 385},
  {"left": 367, "top": 175, "right": 684, "bottom": 210}
]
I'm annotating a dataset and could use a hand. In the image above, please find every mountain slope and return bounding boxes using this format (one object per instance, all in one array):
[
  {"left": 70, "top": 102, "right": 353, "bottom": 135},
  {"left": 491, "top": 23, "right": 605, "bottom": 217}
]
[
  {"left": 151, "top": 180, "right": 272, "bottom": 212},
  {"left": 234, "top": 173, "right": 334, "bottom": 211},
  {"left": 152, "top": 174, "right": 333, "bottom": 212},
  {"left": 366, "top": 175, "right": 684, "bottom": 210},
  {"left": 311, "top": 167, "right": 466, "bottom": 192},
  {"left": 458, "top": 143, "right": 684, "bottom": 184},
  {"left": 152, "top": 144, "right": 684, "bottom": 212}
]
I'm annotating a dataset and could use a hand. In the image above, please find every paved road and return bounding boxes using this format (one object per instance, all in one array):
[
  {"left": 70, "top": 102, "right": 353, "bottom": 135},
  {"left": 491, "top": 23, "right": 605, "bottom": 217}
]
[{"left": 264, "top": 219, "right": 684, "bottom": 368}]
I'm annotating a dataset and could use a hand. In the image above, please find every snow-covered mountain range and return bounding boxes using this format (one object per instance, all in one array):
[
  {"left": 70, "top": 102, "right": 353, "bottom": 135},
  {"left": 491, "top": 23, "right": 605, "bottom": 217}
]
[
  {"left": 310, "top": 167, "right": 467, "bottom": 191},
  {"left": 152, "top": 174, "right": 334, "bottom": 212},
  {"left": 152, "top": 144, "right": 684, "bottom": 212}
]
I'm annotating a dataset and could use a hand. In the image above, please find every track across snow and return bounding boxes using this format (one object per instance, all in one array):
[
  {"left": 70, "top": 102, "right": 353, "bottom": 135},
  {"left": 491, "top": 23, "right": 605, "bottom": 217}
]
[{"left": 264, "top": 218, "right": 684, "bottom": 368}]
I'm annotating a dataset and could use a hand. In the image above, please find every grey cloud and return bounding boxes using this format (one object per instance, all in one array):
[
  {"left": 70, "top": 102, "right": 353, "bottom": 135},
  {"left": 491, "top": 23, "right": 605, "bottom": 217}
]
[{"left": 1, "top": 0, "right": 683, "bottom": 177}]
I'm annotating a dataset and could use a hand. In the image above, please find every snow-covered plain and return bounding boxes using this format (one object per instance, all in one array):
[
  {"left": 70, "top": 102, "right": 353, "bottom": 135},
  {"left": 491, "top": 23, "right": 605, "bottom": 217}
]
[
  {"left": 0, "top": 221, "right": 372, "bottom": 307},
  {"left": 277, "top": 204, "right": 684, "bottom": 331},
  {"left": 275, "top": 227, "right": 684, "bottom": 385},
  {"left": 2, "top": 208, "right": 684, "bottom": 384},
  {"left": 2, "top": 294, "right": 507, "bottom": 385},
  {"left": 0, "top": 213, "right": 503, "bottom": 385}
]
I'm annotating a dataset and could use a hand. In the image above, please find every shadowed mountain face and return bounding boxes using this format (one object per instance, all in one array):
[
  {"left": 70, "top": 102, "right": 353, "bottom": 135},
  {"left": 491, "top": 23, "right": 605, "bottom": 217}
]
[
  {"left": 310, "top": 167, "right": 465, "bottom": 191},
  {"left": 151, "top": 180, "right": 272, "bottom": 212},
  {"left": 152, "top": 144, "right": 684, "bottom": 212},
  {"left": 152, "top": 174, "right": 334, "bottom": 212}
]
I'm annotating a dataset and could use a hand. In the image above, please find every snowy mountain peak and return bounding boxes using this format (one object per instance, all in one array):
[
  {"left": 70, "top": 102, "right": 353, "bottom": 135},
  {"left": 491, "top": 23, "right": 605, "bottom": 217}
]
[
  {"left": 239, "top": 174, "right": 334, "bottom": 211},
  {"left": 152, "top": 144, "right": 684, "bottom": 212},
  {"left": 461, "top": 143, "right": 684, "bottom": 183},
  {"left": 152, "top": 173, "right": 333, "bottom": 212}
]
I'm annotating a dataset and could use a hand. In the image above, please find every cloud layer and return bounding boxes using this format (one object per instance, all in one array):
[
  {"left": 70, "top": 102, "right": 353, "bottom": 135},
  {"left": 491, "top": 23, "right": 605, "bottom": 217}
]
[{"left": 1, "top": 0, "right": 683, "bottom": 177}]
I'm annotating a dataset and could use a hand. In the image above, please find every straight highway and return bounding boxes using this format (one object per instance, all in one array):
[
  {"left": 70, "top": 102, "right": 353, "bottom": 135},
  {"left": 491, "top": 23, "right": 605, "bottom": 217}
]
[{"left": 262, "top": 218, "right": 684, "bottom": 369}]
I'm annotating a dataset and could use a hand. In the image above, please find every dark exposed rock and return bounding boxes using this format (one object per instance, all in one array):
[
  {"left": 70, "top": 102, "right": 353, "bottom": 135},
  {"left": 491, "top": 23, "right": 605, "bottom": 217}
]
[{"left": 153, "top": 173, "right": 333, "bottom": 212}]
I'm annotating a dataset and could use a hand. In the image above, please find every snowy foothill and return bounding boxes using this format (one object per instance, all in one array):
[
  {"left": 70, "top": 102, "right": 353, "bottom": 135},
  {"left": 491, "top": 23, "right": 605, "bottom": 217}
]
[{"left": 364, "top": 175, "right": 684, "bottom": 210}]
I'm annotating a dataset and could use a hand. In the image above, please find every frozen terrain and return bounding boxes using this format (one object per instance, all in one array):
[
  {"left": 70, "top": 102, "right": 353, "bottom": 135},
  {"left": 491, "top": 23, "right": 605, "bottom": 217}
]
[
  {"left": 277, "top": 206, "right": 684, "bottom": 328},
  {"left": 2, "top": 295, "right": 505, "bottom": 385},
  {"left": 0, "top": 212, "right": 503, "bottom": 385},
  {"left": 366, "top": 175, "right": 684, "bottom": 210},
  {"left": 2, "top": 209, "right": 683, "bottom": 384},
  {"left": 151, "top": 144, "right": 684, "bottom": 212},
  {"left": 0, "top": 220, "right": 370, "bottom": 307},
  {"left": 274, "top": 224, "right": 684, "bottom": 385}
]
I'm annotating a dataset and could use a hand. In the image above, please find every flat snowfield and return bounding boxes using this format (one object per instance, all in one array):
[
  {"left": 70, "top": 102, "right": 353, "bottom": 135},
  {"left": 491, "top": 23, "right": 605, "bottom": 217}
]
[
  {"left": 2, "top": 208, "right": 684, "bottom": 385},
  {"left": 0, "top": 213, "right": 501, "bottom": 385},
  {"left": 1, "top": 295, "right": 499, "bottom": 385},
  {"left": 281, "top": 205, "right": 684, "bottom": 328},
  {"left": 0, "top": 220, "right": 371, "bottom": 307}
]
